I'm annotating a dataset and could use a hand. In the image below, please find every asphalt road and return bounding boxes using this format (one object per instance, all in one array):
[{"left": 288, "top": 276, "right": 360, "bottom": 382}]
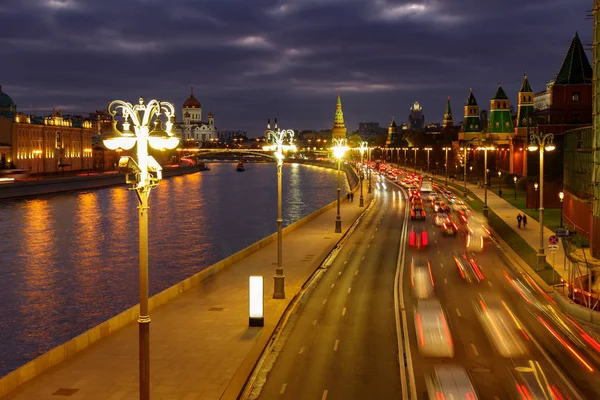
[
  {"left": 401, "top": 181, "right": 600, "bottom": 399},
  {"left": 253, "top": 180, "right": 406, "bottom": 399}
]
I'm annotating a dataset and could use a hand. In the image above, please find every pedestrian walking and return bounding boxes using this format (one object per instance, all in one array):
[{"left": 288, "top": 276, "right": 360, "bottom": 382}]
[
  {"left": 499, "top": 188, "right": 503, "bottom": 197},
  {"left": 522, "top": 214, "right": 527, "bottom": 229},
  {"left": 347, "top": 192, "right": 350, "bottom": 201},
  {"left": 350, "top": 192, "right": 354, "bottom": 202},
  {"left": 517, "top": 213, "right": 522, "bottom": 229}
]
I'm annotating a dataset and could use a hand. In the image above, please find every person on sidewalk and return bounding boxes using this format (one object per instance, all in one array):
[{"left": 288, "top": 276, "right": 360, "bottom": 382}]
[
  {"left": 517, "top": 213, "right": 522, "bottom": 229},
  {"left": 350, "top": 192, "right": 354, "bottom": 202},
  {"left": 522, "top": 214, "right": 527, "bottom": 229},
  {"left": 347, "top": 192, "right": 350, "bottom": 201},
  {"left": 499, "top": 188, "right": 503, "bottom": 197}
]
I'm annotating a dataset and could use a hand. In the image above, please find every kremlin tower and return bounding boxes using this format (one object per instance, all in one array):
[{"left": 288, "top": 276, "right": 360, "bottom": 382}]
[
  {"left": 386, "top": 117, "right": 397, "bottom": 147},
  {"left": 488, "top": 84, "right": 514, "bottom": 142},
  {"left": 511, "top": 74, "right": 535, "bottom": 175},
  {"left": 460, "top": 89, "right": 481, "bottom": 141},
  {"left": 331, "top": 94, "right": 347, "bottom": 140},
  {"left": 443, "top": 97, "right": 453, "bottom": 127}
]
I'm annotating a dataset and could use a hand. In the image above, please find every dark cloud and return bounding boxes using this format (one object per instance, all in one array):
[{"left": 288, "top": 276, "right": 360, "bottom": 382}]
[{"left": 0, "top": 0, "right": 592, "bottom": 135}]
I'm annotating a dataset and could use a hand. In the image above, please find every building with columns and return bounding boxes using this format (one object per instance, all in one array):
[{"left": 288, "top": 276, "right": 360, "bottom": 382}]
[
  {"left": 331, "top": 94, "right": 347, "bottom": 140},
  {"left": 174, "top": 87, "right": 218, "bottom": 147}
]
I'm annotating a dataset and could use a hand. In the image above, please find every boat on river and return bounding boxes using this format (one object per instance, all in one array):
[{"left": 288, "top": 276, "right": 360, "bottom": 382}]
[{"left": 236, "top": 162, "right": 245, "bottom": 172}]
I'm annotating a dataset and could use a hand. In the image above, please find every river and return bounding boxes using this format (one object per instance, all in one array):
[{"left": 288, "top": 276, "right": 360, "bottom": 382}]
[{"left": 0, "top": 162, "right": 349, "bottom": 377}]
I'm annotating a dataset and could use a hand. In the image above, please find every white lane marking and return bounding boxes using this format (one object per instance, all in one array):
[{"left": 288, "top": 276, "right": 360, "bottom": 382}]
[
  {"left": 471, "top": 343, "right": 479, "bottom": 356},
  {"left": 323, "top": 299, "right": 327, "bottom": 305},
  {"left": 432, "top": 231, "right": 436, "bottom": 235},
  {"left": 342, "top": 307, "right": 346, "bottom": 316},
  {"left": 333, "top": 340, "right": 339, "bottom": 351},
  {"left": 372, "top": 235, "right": 375, "bottom": 239},
  {"left": 331, "top": 284, "right": 335, "bottom": 288},
  {"left": 444, "top": 278, "right": 448, "bottom": 284},
  {"left": 361, "top": 256, "right": 365, "bottom": 261},
  {"left": 322, "top": 390, "right": 328, "bottom": 400},
  {"left": 313, "top": 319, "right": 318, "bottom": 326},
  {"left": 435, "top": 240, "right": 438, "bottom": 244},
  {"left": 456, "top": 309, "right": 462, "bottom": 317},
  {"left": 355, "top": 270, "right": 359, "bottom": 276},
  {"left": 280, "top": 383, "right": 287, "bottom": 394},
  {"left": 338, "top": 271, "right": 342, "bottom": 276},
  {"left": 437, "top": 250, "right": 440, "bottom": 254},
  {"left": 368, "top": 244, "right": 370, "bottom": 248},
  {"left": 344, "top": 260, "right": 348, "bottom": 265},
  {"left": 349, "top": 251, "right": 353, "bottom": 256},
  {"left": 488, "top": 281, "right": 493, "bottom": 287},
  {"left": 348, "top": 287, "right": 352, "bottom": 294},
  {"left": 298, "top": 347, "right": 305, "bottom": 354},
  {"left": 440, "top": 263, "right": 444, "bottom": 269},
  {"left": 376, "top": 228, "right": 379, "bottom": 231}
]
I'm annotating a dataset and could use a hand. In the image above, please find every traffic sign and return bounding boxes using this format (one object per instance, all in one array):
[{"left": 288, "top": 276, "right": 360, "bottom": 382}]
[
  {"left": 555, "top": 229, "right": 567, "bottom": 237},
  {"left": 548, "top": 235, "right": 559, "bottom": 245},
  {"left": 549, "top": 244, "right": 559, "bottom": 251}
]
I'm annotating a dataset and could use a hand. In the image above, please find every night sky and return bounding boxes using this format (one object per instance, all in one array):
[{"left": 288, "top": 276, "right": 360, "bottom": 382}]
[{"left": 0, "top": 0, "right": 593, "bottom": 135}]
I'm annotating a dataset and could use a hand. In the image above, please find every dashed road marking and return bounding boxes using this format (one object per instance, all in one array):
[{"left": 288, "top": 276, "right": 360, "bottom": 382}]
[
  {"left": 323, "top": 299, "right": 327, "bottom": 305},
  {"left": 437, "top": 250, "right": 440, "bottom": 254},
  {"left": 368, "top": 244, "right": 370, "bottom": 248},
  {"left": 355, "top": 270, "right": 359, "bottom": 276},
  {"left": 349, "top": 251, "right": 353, "bottom": 256},
  {"left": 456, "top": 309, "right": 462, "bottom": 317},
  {"left": 435, "top": 240, "right": 438, "bottom": 244},
  {"left": 331, "top": 284, "right": 335, "bottom": 288},
  {"left": 322, "top": 390, "right": 329, "bottom": 400},
  {"left": 488, "top": 281, "right": 493, "bottom": 287},
  {"left": 281, "top": 384, "right": 287, "bottom": 394},
  {"left": 313, "top": 319, "right": 318, "bottom": 326},
  {"left": 342, "top": 307, "right": 346, "bottom": 316},
  {"left": 334, "top": 340, "right": 339, "bottom": 351},
  {"left": 338, "top": 271, "right": 342, "bottom": 276},
  {"left": 344, "top": 261, "right": 348, "bottom": 265},
  {"left": 471, "top": 343, "right": 479, "bottom": 356},
  {"left": 298, "top": 347, "right": 305, "bottom": 354},
  {"left": 348, "top": 287, "right": 352, "bottom": 294},
  {"left": 440, "top": 263, "right": 444, "bottom": 269},
  {"left": 444, "top": 278, "right": 448, "bottom": 284},
  {"left": 372, "top": 235, "right": 375, "bottom": 239},
  {"left": 361, "top": 256, "right": 365, "bottom": 261}
]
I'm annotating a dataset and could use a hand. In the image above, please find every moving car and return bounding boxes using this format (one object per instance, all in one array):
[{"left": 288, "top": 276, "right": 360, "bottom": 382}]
[
  {"left": 441, "top": 220, "right": 459, "bottom": 236},
  {"left": 411, "top": 258, "right": 434, "bottom": 299},
  {"left": 409, "top": 230, "right": 429, "bottom": 249},
  {"left": 433, "top": 214, "right": 447, "bottom": 227},
  {"left": 453, "top": 253, "right": 484, "bottom": 283},
  {"left": 411, "top": 204, "right": 426, "bottom": 220},
  {"left": 466, "top": 230, "right": 484, "bottom": 252},
  {"left": 426, "top": 365, "right": 479, "bottom": 400},
  {"left": 414, "top": 298, "right": 454, "bottom": 358}
]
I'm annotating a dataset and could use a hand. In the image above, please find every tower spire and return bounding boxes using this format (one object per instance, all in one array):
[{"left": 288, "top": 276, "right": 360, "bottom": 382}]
[
  {"left": 331, "top": 93, "right": 347, "bottom": 139},
  {"left": 443, "top": 96, "right": 453, "bottom": 127}
]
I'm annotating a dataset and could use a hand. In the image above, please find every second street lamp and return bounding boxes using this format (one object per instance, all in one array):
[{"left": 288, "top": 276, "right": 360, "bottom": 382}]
[
  {"left": 359, "top": 142, "right": 368, "bottom": 207},
  {"left": 102, "top": 97, "right": 180, "bottom": 400},
  {"left": 528, "top": 132, "right": 555, "bottom": 269},
  {"left": 497, "top": 170, "right": 502, "bottom": 196},
  {"left": 513, "top": 175, "right": 517, "bottom": 200},
  {"left": 332, "top": 138, "right": 349, "bottom": 233},
  {"left": 477, "top": 144, "right": 494, "bottom": 217},
  {"left": 442, "top": 146, "right": 451, "bottom": 187},
  {"left": 412, "top": 147, "right": 419, "bottom": 173},
  {"left": 559, "top": 191, "right": 564, "bottom": 228},
  {"left": 263, "top": 128, "right": 296, "bottom": 299},
  {"left": 424, "top": 147, "right": 433, "bottom": 173}
]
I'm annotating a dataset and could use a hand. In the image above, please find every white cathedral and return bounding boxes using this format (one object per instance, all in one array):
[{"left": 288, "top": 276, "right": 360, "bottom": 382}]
[{"left": 174, "top": 87, "right": 218, "bottom": 146}]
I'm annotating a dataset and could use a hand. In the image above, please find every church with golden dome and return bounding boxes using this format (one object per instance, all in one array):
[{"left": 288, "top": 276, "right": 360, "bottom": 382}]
[{"left": 173, "top": 87, "right": 218, "bottom": 146}]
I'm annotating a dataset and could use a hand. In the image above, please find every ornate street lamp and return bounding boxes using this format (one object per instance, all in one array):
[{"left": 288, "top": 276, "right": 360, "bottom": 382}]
[
  {"left": 264, "top": 128, "right": 296, "bottom": 299},
  {"left": 102, "top": 98, "right": 179, "bottom": 400},
  {"left": 559, "top": 191, "right": 565, "bottom": 228},
  {"left": 476, "top": 144, "right": 495, "bottom": 217},
  {"left": 332, "top": 138, "right": 349, "bottom": 233},
  {"left": 442, "top": 146, "right": 451, "bottom": 186},
  {"left": 528, "top": 132, "right": 555, "bottom": 269},
  {"left": 423, "top": 147, "right": 433, "bottom": 173},
  {"left": 359, "top": 142, "right": 368, "bottom": 207},
  {"left": 367, "top": 145, "right": 372, "bottom": 194}
]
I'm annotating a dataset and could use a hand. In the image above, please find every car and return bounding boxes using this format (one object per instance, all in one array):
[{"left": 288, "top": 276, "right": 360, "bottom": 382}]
[
  {"left": 428, "top": 192, "right": 439, "bottom": 202},
  {"left": 409, "top": 230, "right": 429, "bottom": 249},
  {"left": 441, "top": 220, "right": 459, "bottom": 236},
  {"left": 474, "top": 295, "right": 529, "bottom": 358},
  {"left": 411, "top": 258, "right": 434, "bottom": 299},
  {"left": 433, "top": 214, "right": 447, "bottom": 227},
  {"left": 411, "top": 205, "right": 426, "bottom": 220},
  {"left": 453, "top": 253, "right": 484, "bottom": 282},
  {"left": 414, "top": 298, "right": 454, "bottom": 358},
  {"left": 509, "top": 360, "right": 564, "bottom": 399},
  {"left": 426, "top": 365, "right": 479, "bottom": 400},
  {"left": 466, "top": 229, "right": 484, "bottom": 252}
]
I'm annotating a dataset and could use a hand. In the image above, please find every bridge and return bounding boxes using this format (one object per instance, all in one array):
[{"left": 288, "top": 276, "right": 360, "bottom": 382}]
[{"left": 179, "top": 148, "right": 332, "bottom": 163}]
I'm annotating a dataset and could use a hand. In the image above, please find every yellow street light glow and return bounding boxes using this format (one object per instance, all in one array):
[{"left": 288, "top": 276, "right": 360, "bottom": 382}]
[{"left": 332, "top": 138, "right": 349, "bottom": 160}]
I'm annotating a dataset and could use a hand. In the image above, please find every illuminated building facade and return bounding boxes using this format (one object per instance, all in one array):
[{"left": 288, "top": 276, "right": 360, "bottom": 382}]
[
  {"left": 408, "top": 101, "right": 425, "bottom": 131},
  {"left": 331, "top": 94, "right": 347, "bottom": 140},
  {"left": 174, "top": 87, "right": 218, "bottom": 147}
]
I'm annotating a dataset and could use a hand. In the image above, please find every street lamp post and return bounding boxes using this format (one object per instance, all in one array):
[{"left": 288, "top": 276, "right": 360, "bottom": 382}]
[
  {"left": 477, "top": 145, "right": 495, "bottom": 217},
  {"left": 359, "top": 142, "right": 368, "bottom": 207},
  {"left": 513, "top": 176, "right": 517, "bottom": 200},
  {"left": 102, "top": 98, "right": 180, "bottom": 400},
  {"left": 442, "top": 147, "right": 451, "bottom": 186},
  {"left": 424, "top": 147, "right": 432, "bottom": 173},
  {"left": 402, "top": 147, "right": 408, "bottom": 169},
  {"left": 367, "top": 146, "right": 372, "bottom": 194},
  {"left": 332, "top": 138, "right": 349, "bottom": 233},
  {"left": 460, "top": 146, "right": 469, "bottom": 197},
  {"left": 264, "top": 128, "right": 296, "bottom": 299},
  {"left": 33, "top": 149, "right": 42, "bottom": 179},
  {"left": 528, "top": 132, "right": 555, "bottom": 269},
  {"left": 534, "top": 182, "right": 539, "bottom": 211},
  {"left": 497, "top": 171, "right": 502, "bottom": 195},
  {"left": 412, "top": 147, "right": 419, "bottom": 173},
  {"left": 559, "top": 191, "right": 564, "bottom": 228}
]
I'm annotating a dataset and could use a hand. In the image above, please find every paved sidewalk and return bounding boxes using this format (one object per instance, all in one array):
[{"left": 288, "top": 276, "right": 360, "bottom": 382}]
[
  {"left": 432, "top": 175, "right": 568, "bottom": 281},
  {"left": 3, "top": 182, "right": 372, "bottom": 400}
]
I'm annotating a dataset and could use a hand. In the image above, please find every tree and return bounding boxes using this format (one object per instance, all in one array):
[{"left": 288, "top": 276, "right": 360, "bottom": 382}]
[{"left": 347, "top": 134, "right": 363, "bottom": 148}]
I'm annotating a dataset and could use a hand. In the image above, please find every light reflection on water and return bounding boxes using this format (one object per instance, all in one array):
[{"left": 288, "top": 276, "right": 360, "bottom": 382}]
[{"left": 0, "top": 162, "right": 348, "bottom": 376}]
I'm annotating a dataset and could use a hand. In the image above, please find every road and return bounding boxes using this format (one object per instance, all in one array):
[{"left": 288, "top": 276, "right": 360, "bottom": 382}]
[
  {"left": 401, "top": 178, "right": 600, "bottom": 399},
  {"left": 252, "top": 179, "right": 407, "bottom": 399}
]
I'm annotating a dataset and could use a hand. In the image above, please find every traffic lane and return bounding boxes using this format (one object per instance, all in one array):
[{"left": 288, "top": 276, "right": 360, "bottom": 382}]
[
  {"left": 473, "top": 247, "right": 598, "bottom": 398},
  {"left": 256, "top": 186, "right": 403, "bottom": 399},
  {"left": 422, "top": 222, "right": 518, "bottom": 399},
  {"left": 327, "top": 191, "right": 405, "bottom": 398}
]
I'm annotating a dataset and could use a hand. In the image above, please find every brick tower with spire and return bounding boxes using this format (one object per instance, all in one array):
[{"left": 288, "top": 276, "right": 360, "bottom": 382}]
[
  {"left": 443, "top": 96, "right": 453, "bottom": 127},
  {"left": 386, "top": 117, "right": 397, "bottom": 147},
  {"left": 331, "top": 94, "right": 347, "bottom": 140},
  {"left": 459, "top": 89, "right": 482, "bottom": 142},
  {"left": 510, "top": 74, "right": 535, "bottom": 175}
]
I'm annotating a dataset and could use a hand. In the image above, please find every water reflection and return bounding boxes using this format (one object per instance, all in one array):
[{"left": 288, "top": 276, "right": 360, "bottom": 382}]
[{"left": 0, "top": 162, "right": 348, "bottom": 376}]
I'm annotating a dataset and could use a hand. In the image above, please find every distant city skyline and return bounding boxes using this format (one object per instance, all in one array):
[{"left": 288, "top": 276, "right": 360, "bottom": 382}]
[{"left": 0, "top": 0, "right": 592, "bottom": 135}]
